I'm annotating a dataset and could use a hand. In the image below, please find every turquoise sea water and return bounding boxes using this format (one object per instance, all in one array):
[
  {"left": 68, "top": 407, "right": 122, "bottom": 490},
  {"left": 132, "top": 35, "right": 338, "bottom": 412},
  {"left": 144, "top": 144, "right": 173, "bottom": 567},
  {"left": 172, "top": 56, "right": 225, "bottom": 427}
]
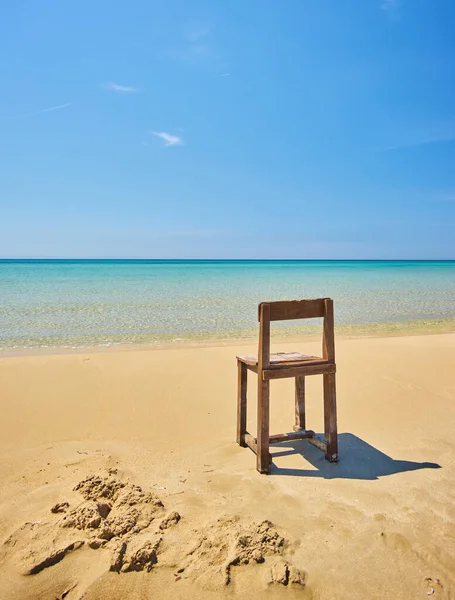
[{"left": 1, "top": 260, "right": 455, "bottom": 350}]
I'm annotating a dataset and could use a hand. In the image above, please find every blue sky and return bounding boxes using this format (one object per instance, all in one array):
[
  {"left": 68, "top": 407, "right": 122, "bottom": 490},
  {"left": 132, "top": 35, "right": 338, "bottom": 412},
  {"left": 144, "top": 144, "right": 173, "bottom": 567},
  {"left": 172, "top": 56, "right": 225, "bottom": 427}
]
[{"left": 1, "top": 0, "right": 454, "bottom": 259}]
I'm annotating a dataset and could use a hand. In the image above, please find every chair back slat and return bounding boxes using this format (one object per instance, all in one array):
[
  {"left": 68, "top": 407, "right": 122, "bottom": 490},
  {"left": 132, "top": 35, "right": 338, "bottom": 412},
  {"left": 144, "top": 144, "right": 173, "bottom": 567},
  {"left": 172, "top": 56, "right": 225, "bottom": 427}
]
[
  {"left": 258, "top": 303, "right": 271, "bottom": 369},
  {"left": 322, "top": 298, "right": 335, "bottom": 361},
  {"left": 258, "top": 298, "right": 327, "bottom": 322}
]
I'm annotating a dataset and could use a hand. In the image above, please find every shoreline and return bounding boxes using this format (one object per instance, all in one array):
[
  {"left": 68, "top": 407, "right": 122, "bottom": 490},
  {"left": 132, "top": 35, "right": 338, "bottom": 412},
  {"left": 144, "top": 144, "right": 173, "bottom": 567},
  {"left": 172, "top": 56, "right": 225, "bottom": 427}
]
[{"left": 1, "top": 316, "right": 455, "bottom": 358}]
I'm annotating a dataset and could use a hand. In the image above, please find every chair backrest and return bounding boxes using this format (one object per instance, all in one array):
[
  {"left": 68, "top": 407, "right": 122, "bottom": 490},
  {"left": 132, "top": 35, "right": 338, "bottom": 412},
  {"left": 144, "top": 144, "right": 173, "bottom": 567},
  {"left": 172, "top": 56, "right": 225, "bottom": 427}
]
[{"left": 257, "top": 298, "right": 335, "bottom": 370}]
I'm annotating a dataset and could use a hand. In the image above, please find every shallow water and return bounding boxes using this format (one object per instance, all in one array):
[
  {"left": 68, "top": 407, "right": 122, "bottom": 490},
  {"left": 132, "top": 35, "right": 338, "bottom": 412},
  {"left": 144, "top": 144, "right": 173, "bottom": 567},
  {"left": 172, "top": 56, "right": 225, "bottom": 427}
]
[{"left": 1, "top": 260, "right": 455, "bottom": 349}]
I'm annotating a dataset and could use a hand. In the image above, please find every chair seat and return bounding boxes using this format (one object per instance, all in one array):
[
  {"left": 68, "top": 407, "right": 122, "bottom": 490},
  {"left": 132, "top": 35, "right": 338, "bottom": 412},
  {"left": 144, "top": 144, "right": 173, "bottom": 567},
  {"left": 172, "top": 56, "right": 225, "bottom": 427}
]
[{"left": 237, "top": 351, "right": 327, "bottom": 368}]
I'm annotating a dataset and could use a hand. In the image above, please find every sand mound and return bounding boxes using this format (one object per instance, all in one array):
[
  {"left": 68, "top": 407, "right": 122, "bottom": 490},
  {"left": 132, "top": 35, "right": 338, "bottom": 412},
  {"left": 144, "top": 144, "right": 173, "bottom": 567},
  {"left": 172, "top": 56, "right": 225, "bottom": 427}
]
[
  {"left": 175, "top": 516, "right": 305, "bottom": 588},
  {"left": 0, "top": 473, "right": 174, "bottom": 582},
  {"left": 73, "top": 474, "right": 126, "bottom": 502},
  {"left": 59, "top": 474, "right": 171, "bottom": 571},
  {"left": 64, "top": 474, "right": 165, "bottom": 540},
  {"left": 1, "top": 473, "right": 305, "bottom": 597}
]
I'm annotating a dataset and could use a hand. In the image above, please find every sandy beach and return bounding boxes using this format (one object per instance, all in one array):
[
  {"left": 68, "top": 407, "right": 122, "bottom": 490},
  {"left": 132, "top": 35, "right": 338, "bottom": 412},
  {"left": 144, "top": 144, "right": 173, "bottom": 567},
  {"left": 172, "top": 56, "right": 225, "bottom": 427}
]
[{"left": 0, "top": 333, "right": 454, "bottom": 599}]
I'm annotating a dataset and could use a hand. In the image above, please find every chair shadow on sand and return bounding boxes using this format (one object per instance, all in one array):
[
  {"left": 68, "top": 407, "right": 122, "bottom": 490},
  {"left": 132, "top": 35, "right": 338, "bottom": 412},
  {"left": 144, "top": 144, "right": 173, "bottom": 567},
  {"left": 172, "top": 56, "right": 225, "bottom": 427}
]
[{"left": 270, "top": 432, "right": 441, "bottom": 480}]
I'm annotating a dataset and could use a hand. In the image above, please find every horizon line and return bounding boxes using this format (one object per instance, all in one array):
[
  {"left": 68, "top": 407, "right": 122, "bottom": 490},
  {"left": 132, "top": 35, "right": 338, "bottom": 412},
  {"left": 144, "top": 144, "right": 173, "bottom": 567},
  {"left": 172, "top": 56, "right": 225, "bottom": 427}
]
[{"left": 1, "top": 258, "right": 455, "bottom": 262}]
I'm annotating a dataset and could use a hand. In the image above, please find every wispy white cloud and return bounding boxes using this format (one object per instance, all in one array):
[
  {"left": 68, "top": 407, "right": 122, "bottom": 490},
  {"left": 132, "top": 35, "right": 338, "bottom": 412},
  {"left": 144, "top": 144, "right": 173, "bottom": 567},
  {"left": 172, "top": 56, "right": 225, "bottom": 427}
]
[
  {"left": 377, "top": 129, "right": 455, "bottom": 151},
  {"left": 184, "top": 23, "right": 213, "bottom": 61},
  {"left": 381, "top": 0, "right": 402, "bottom": 20},
  {"left": 104, "top": 81, "right": 140, "bottom": 93},
  {"left": 34, "top": 102, "right": 72, "bottom": 115},
  {"left": 191, "top": 44, "right": 211, "bottom": 58},
  {"left": 151, "top": 131, "right": 184, "bottom": 147},
  {"left": 186, "top": 25, "right": 211, "bottom": 43},
  {"left": 10, "top": 102, "right": 72, "bottom": 120},
  {"left": 166, "top": 22, "right": 230, "bottom": 75}
]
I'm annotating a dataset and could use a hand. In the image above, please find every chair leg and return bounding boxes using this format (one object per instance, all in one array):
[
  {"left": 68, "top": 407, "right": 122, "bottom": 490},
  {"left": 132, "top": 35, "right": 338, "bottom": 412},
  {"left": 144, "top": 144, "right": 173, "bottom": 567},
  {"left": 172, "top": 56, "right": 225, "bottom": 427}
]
[
  {"left": 257, "top": 378, "right": 270, "bottom": 474},
  {"left": 293, "top": 376, "right": 306, "bottom": 431},
  {"left": 323, "top": 373, "right": 338, "bottom": 462},
  {"left": 236, "top": 361, "right": 247, "bottom": 447}
]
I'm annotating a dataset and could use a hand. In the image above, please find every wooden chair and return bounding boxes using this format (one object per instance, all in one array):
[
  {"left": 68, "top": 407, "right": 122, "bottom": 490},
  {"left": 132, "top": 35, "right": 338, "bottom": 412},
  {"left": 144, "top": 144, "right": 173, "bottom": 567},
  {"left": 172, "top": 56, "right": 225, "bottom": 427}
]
[{"left": 236, "top": 298, "right": 338, "bottom": 474}]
